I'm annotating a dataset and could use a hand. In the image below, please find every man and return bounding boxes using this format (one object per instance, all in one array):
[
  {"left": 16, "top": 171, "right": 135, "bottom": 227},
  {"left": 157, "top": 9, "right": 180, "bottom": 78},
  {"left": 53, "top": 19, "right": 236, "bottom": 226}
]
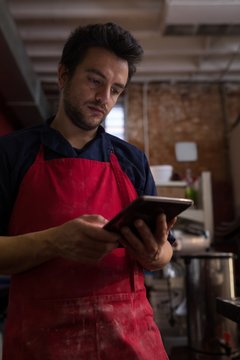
[{"left": 0, "top": 23, "right": 175, "bottom": 359}]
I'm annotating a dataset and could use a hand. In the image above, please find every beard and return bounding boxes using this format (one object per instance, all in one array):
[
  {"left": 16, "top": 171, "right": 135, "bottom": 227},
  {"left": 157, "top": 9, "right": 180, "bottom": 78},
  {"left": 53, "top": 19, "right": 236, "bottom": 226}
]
[{"left": 63, "top": 98, "right": 106, "bottom": 131}]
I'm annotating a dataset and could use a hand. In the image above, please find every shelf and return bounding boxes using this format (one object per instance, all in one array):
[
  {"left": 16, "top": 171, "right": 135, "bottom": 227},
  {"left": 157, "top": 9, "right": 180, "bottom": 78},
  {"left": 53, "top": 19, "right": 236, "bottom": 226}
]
[
  {"left": 155, "top": 181, "right": 187, "bottom": 187},
  {"left": 153, "top": 172, "right": 214, "bottom": 240}
]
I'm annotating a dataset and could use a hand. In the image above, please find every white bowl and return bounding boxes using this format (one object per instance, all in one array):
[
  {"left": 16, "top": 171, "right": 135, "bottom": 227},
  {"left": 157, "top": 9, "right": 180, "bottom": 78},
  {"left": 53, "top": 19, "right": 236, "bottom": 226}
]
[{"left": 150, "top": 165, "right": 173, "bottom": 183}]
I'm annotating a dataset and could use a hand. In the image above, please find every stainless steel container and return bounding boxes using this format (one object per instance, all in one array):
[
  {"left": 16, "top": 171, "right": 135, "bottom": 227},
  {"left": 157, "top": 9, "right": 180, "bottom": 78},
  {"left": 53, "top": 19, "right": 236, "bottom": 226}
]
[{"left": 182, "top": 252, "right": 239, "bottom": 359}]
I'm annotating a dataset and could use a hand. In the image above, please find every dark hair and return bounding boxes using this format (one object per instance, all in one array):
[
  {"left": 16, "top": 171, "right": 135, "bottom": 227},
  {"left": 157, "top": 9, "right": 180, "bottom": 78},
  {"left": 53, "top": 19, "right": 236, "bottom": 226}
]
[{"left": 60, "top": 22, "right": 143, "bottom": 83}]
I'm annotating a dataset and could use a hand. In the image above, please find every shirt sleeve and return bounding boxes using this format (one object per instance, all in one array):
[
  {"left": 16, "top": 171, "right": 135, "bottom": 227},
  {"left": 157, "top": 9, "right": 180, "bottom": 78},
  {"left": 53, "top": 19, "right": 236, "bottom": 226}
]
[{"left": 141, "top": 153, "right": 157, "bottom": 196}]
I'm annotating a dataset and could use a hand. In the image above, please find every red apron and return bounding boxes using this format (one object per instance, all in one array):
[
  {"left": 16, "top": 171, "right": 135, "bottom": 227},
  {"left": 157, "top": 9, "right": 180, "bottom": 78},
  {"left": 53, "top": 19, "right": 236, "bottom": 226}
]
[{"left": 3, "top": 142, "right": 168, "bottom": 360}]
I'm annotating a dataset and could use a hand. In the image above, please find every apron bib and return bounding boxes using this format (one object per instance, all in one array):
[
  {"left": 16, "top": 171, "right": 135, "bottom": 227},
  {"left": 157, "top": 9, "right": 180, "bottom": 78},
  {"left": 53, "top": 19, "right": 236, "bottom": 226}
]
[{"left": 3, "top": 142, "right": 168, "bottom": 360}]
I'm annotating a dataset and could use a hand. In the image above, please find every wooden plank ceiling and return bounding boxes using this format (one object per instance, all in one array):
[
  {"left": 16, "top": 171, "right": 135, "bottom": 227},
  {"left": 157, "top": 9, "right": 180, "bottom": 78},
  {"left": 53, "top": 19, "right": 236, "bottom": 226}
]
[{"left": 1, "top": 0, "right": 240, "bottom": 124}]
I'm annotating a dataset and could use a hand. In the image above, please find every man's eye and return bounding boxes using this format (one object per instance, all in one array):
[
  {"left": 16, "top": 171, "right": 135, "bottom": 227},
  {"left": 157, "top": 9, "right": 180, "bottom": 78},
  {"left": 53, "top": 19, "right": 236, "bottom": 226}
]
[
  {"left": 111, "top": 87, "right": 121, "bottom": 96},
  {"left": 89, "top": 77, "right": 101, "bottom": 86}
]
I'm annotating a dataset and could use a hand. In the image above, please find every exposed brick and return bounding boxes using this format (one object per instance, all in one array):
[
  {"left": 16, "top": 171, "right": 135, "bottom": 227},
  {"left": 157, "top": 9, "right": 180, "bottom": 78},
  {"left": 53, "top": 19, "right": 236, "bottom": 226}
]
[{"left": 127, "top": 82, "right": 240, "bottom": 226}]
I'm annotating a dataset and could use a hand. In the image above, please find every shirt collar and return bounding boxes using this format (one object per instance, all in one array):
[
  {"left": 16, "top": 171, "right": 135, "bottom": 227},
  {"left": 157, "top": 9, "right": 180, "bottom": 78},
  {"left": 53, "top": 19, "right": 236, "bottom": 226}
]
[{"left": 41, "top": 118, "right": 106, "bottom": 157}]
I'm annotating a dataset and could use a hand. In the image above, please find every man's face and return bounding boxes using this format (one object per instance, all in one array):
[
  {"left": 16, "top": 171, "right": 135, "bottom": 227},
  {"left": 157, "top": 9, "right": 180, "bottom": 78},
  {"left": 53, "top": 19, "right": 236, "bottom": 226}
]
[{"left": 60, "top": 47, "right": 128, "bottom": 131}]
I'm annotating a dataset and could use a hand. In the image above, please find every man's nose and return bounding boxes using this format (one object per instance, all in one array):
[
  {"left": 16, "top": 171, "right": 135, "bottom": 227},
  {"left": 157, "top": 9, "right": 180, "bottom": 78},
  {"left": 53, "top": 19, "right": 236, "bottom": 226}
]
[{"left": 95, "top": 85, "right": 111, "bottom": 105}]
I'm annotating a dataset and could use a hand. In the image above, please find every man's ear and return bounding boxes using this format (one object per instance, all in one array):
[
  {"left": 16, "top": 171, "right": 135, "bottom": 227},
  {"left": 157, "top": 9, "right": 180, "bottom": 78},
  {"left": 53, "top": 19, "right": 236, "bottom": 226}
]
[{"left": 58, "top": 64, "right": 68, "bottom": 90}]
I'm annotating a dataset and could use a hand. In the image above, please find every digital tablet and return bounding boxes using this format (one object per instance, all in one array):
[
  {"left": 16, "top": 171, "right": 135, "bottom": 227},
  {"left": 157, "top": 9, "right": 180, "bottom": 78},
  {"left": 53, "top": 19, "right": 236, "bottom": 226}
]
[{"left": 104, "top": 195, "right": 193, "bottom": 234}]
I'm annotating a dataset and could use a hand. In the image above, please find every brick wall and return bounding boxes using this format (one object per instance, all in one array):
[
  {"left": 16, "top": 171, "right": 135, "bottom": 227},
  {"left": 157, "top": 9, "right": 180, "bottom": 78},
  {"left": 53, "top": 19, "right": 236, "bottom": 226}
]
[
  {"left": 224, "top": 85, "right": 240, "bottom": 217},
  {"left": 126, "top": 82, "right": 240, "bottom": 227}
]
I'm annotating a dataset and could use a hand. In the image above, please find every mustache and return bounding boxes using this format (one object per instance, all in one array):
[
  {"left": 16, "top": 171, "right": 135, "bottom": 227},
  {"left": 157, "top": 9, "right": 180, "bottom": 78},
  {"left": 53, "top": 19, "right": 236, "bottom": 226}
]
[{"left": 87, "top": 100, "right": 108, "bottom": 113}]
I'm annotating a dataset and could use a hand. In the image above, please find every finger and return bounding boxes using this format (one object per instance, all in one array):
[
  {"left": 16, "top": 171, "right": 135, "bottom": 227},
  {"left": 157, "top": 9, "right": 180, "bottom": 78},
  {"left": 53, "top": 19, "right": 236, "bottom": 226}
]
[
  {"left": 133, "top": 219, "right": 156, "bottom": 249},
  {"left": 155, "top": 213, "right": 168, "bottom": 243},
  {"left": 120, "top": 226, "right": 139, "bottom": 246},
  {"left": 167, "top": 216, "right": 177, "bottom": 230},
  {"left": 120, "top": 224, "right": 161, "bottom": 266},
  {"left": 81, "top": 214, "right": 109, "bottom": 227},
  {"left": 120, "top": 221, "right": 160, "bottom": 263},
  {"left": 76, "top": 221, "right": 120, "bottom": 246},
  {"left": 120, "top": 225, "right": 145, "bottom": 252}
]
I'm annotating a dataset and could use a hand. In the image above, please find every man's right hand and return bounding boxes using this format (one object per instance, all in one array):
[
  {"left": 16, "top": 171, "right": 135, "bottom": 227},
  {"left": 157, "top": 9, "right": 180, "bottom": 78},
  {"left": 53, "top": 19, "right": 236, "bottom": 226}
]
[
  {"left": 0, "top": 215, "right": 120, "bottom": 275},
  {"left": 53, "top": 214, "right": 120, "bottom": 264}
]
